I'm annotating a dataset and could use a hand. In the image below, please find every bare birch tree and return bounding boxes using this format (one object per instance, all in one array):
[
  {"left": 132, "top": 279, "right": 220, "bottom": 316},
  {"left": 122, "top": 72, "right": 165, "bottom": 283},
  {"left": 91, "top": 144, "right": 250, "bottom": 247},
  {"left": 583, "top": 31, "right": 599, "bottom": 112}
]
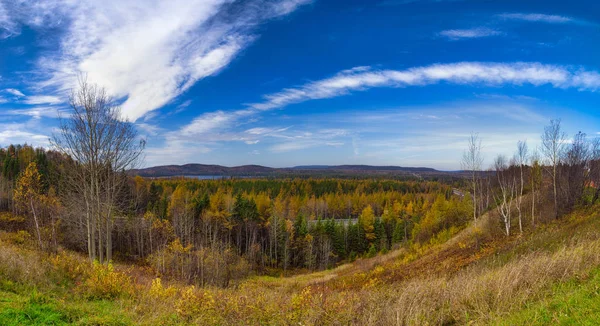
[
  {"left": 515, "top": 140, "right": 527, "bottom": 234},
  {"left": 541, "top": 119, "right": 566, "bottom": 219},
  {"left": 494, "top": 155, "right": 515, "bottom": 236},
  {"left": 462, "top": 133, "right": 483, "bottom": 220}
]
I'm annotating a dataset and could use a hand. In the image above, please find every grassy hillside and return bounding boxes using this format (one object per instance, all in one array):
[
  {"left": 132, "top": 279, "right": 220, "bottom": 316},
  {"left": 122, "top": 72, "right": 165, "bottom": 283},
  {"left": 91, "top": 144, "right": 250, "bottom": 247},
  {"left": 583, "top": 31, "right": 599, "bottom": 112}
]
[{"left": 2, "top": 204, "right": 600, "bottom": 325}]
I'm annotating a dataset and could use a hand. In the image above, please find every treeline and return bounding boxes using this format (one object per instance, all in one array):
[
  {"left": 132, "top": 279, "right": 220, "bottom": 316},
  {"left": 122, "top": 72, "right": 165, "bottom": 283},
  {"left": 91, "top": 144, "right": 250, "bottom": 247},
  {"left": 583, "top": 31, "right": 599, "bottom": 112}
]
[{"left": 465, "top": 119, "right": 600, "bottom": 236}]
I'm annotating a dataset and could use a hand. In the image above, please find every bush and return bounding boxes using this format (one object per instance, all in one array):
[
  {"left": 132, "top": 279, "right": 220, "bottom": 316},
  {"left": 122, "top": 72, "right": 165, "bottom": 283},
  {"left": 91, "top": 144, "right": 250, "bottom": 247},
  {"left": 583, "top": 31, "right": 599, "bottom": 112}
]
[
  {"left": 149, "top": 277, "right": 177, "bottom": 299},
  {"left": 175, "top": 286, "right": 217, "bottom": 322},
  {"left": 49, "top": 251, "right": 88, "bottom": 281},
  {"left": 80, "top": 261, "right": 133, "bottom": 299}
]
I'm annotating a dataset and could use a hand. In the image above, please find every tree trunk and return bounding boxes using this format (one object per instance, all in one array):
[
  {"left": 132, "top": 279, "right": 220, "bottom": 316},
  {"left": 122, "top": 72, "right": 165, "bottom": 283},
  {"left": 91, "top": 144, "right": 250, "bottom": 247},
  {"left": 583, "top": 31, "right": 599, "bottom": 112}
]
[{"left": 30, "top": 198, "right": 43, "bottom": 250}]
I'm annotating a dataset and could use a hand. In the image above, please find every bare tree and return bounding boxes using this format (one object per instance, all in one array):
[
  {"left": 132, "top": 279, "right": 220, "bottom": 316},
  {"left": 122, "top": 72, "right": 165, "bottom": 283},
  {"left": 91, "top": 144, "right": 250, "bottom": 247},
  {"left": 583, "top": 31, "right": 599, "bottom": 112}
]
[
  {"left": 494, "top": 155, "right": 515, "bottom": 236},
  {"left": 541, "top": 119, "right": 566, "bottom": 219},
  {"left": 52, "top": 78, "right": 145, "bottom": 263},
  {"left": 562, "top": 132, "right": 592, "bottom": 208},
  {"left": 591, "top": 138, "right": 600, "bottom": 203},
  {"left": 514, "top": 140, "right": 528, "bottom": 234},
  {"left": 462, "top": 133, "right": 484, "bottom": 220},
  {"left": 529, "top": 149, "right": 542, "bottom": 226}
]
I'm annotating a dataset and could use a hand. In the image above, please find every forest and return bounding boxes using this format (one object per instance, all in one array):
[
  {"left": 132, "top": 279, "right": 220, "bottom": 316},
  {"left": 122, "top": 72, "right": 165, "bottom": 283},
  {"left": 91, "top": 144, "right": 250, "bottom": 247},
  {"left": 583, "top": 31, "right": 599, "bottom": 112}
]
[{"left": 0, "top": 140, "right": 474, "bottom": 286}]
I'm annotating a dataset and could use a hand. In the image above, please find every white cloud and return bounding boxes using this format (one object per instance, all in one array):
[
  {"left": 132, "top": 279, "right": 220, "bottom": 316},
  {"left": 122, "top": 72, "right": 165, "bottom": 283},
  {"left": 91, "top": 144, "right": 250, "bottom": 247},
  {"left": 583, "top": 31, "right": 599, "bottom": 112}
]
[
  {"left": 0, "top": 119, "right": 52, "bottom": 148},
  {"left": 498, "top": 13, "right": 574, "bottom": 24},
  {"left": 4, "top": 88, "right": 25, "bottom": 97},
  {"left": 2, "top": 107, "right": 63, "bottom": 119},
  {"left": 249, "top": 62, "right": 600, "bottom": 111},
  {"left": 135, "top": 122, "right": 162, "bottom": 137},
  {"left": 268, "top": 128, "right": 348, "bottom": 152},
  {"left": 176, "top": 100, "right": 192, "bottom": 111},
  {"left": 245, "top": 127, "right": 290, "bottom": 135},
  {"left": 180, "top": 110, "right": 238, "bottom": 136},
  {"left": 0, "top": 129, "right": 48, "bottom": 146},
  {"left": 4, "top": 0, "right": 311, "bottom": 121},
  {"left": 0, "top": 1, "right": 16, "bottom": 38},
  {"left": 439, "top": 27, "right": 502, "bottom": 40},
  {"left": 23, "top": 95, "right": 63, "bottom": 105}
]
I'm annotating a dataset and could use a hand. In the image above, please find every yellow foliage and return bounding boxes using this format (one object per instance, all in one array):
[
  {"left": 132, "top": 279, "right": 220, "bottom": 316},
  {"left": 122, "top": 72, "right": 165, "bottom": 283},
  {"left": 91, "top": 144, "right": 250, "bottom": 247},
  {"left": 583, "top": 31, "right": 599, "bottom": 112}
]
[
  {"left": 149, "top": 278, "right": 177, "bottom": 299},
  {"left": 49, "top": 251, "right": 88, "bottom": 281},
  {"left": 13, "top": 162, "right": 42, "bottom": 206},
  {"left": 175, "top": 286, "right": 216, "bottom": 321},
  {"left": 168, "top": 238, "right": 193, "bottom": 254},
  {"left": 359, "top": 205, "right": 376, "bottom": 241},
  {"left": 289, "top": 286, "right": 313, "bottom": 321},
  {"left": 80, "top": 261, "right": 133, "bottom": 299},
  {"left": 6, "top": 230, "right": 31, "bottom": 245},
  {"left": 0, "top": 212, "right": 25, "bottom": 224}
]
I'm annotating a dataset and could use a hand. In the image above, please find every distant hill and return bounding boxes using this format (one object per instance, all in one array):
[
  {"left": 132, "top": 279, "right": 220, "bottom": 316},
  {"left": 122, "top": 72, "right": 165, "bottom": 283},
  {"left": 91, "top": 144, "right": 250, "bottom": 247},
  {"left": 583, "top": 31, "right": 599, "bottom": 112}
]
[
  {"left": 131, "top": 163, "right": 445, "bottom": 178},
  {"left": 292, "top": 165, "right": 438, "bottom": 172},
  {"left": 130, "top": 164, "right": 275, "bottom": 177}
]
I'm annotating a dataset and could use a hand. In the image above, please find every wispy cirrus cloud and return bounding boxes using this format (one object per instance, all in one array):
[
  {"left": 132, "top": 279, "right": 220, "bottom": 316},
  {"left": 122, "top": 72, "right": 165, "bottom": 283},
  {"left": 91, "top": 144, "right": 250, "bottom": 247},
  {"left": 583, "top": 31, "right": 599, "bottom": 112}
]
[
  {"left": 439, "top": 27, "right": 502, "bottom": 40},
  {"left": 497, "top": 13, "right": 575, "bottom": 24},
  {"left": 2, "top": 0, "right": 312, "bottom": 121},
  {"left": 4, "top": 88, "right": 25, "bottom": 97},
  {"left": 1, "top": 107, "right": 63, "bottom": 119},
  {"left": 268, "top": 129, "right": 348, "bottom": 153},
  {"left": 0, "top": 1, "right": 16, "bottom": 39},
  {"left": 22, "top": 95, "right": 62, "bottom": 105},
  {"left": 249, "top": 62, "right": 600, "bottom": 111}
]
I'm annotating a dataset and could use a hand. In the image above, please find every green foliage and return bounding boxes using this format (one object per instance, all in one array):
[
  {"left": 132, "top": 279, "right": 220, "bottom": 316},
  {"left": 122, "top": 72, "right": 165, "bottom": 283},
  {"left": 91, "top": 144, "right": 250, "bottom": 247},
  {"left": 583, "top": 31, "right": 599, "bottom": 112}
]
[
  {"left": 366, "top": 244, "right": 378, "bottom": 258},
  {"left": 0, "top": 300, "right": 68, "bottom": 326},
  {"left": 495, "top": 267, "right": 600, "bottom": 325}
]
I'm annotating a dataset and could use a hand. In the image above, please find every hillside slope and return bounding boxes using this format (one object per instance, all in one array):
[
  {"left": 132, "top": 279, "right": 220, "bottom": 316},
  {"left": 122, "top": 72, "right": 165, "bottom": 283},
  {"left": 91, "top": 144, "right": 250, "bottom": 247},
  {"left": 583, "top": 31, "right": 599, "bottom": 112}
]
[{"left": 2, "top": 205, "right": 600, "bottom": 325}]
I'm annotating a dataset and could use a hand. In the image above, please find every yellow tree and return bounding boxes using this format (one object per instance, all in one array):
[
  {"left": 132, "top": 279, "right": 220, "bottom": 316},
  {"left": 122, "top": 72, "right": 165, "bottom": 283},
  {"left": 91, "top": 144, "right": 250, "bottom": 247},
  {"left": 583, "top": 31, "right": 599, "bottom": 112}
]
[
  {"left": 14, "top": 162, "right": 44, "bottom": 249},
  {"left": 169, "top": 185, "right": 193, "bottom": 245},
  {"left": 359, "top": 205, "right": 376, "bottom": 242}
]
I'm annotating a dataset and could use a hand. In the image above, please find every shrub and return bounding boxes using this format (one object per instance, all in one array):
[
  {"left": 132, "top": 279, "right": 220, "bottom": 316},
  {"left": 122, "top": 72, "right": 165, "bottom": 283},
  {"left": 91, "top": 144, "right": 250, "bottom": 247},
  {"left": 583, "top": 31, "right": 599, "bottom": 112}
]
[
  {"left": 6, "top": 230, "right": 32, "bottom": 246},
  {"left": 149, "top": 277, "right": 177, "bottom": 299},
  {"left": 80, "top": 261, "right": 133, "bottom": 299},
  {"left": 175, "top": 286, "right": 217, "bottom": 322},
  {"left": 49, "top": 251, "right": 88, "bottom": 281}
]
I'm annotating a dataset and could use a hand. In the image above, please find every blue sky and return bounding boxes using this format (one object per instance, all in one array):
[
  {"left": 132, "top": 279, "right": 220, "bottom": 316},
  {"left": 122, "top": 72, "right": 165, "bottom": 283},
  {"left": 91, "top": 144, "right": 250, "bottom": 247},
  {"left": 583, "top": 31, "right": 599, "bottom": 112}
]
[{"left": 0, "top": 0, "right": 599, "bottom": 170}]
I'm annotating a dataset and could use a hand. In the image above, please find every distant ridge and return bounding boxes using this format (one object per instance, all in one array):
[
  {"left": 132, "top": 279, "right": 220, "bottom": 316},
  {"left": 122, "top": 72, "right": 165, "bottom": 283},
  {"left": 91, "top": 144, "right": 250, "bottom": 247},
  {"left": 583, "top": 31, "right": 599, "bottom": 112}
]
[
  {"left": 131, "top": 164, "right": 275, "bottom": 177},
  {"left": 292, "top": 165, "right": 438, "bottom": 172},
  {"left": 131, "top": 163, "right": 443, "bottom": 177}
]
